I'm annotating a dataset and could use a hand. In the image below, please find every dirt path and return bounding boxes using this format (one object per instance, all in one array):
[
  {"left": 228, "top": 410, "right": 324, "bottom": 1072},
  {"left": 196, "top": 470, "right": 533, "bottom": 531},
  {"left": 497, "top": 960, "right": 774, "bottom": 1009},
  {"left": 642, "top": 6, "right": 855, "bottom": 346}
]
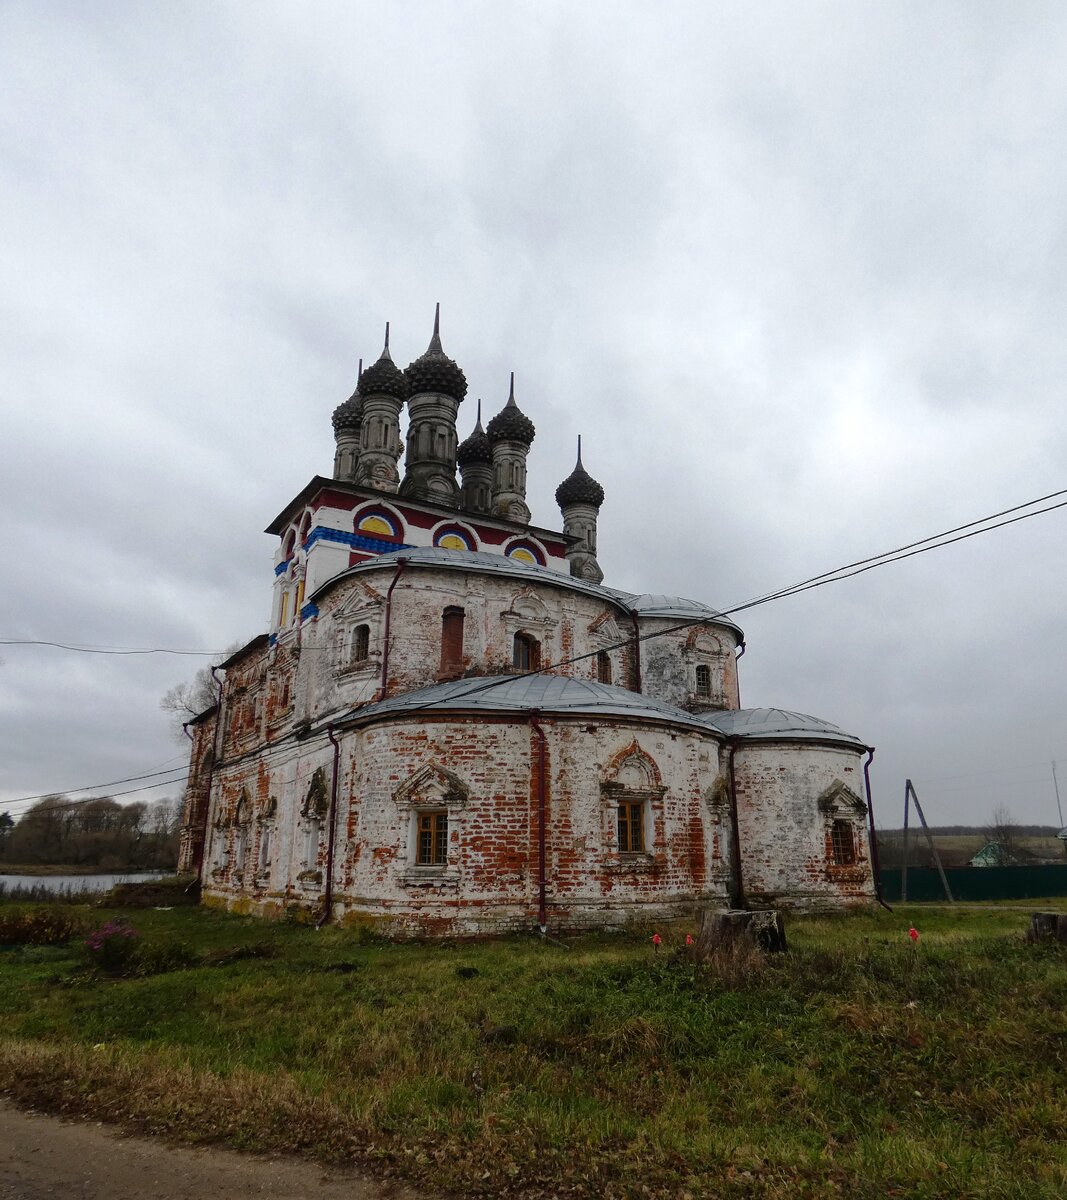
[{"left": 0, "top": 1102, "right": 429, "bottom": 1200}]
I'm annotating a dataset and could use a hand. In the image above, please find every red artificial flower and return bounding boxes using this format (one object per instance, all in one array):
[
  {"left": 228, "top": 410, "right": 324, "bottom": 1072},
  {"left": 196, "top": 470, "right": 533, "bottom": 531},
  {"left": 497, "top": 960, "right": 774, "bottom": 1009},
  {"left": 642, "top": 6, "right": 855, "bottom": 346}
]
[
  {"left": 908, "top": 926, "right": 920, "bottom": 943},
  {"left": 685, "top": 934, "right": 694, "bottom": 946},
  {"left": 652, "top": 933, "right": 662, "bottom": 947}
]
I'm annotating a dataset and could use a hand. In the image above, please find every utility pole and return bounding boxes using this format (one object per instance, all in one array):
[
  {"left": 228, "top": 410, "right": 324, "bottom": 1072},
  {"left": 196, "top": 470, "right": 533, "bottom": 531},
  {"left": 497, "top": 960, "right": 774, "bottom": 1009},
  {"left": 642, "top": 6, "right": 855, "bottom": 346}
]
[
  {"left": 1053, "top": 761, "right": 1063, "bottom": 828},
  {"left": 900, "top": 779, "right": 954, "bottom": 903}
]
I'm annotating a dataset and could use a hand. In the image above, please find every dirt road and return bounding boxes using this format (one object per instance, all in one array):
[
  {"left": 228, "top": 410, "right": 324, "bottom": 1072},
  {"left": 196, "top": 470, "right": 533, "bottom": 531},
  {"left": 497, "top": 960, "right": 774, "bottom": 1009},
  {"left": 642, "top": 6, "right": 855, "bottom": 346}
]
[{"left": 0, "top": 1102, "right": 428, "bottom": 1200}]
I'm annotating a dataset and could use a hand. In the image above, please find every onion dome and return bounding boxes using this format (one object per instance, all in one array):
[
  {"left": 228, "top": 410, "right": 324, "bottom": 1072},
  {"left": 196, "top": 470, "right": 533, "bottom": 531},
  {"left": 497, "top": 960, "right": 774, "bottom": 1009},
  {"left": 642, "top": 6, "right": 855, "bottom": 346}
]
[
  {"left": 457, "top": 400, "right": 493, "bottom": 466},
  {"left": 403, "top": 303, "right": 467, "bottom": 400},
  {"left": 331, "top": 389, "right": 363, "bottom": 433},
  {"left": 555, "top": 437, "right": 604, "bottom": 508},
  {"left": 486, "top": 373, "right": 536, "bottom": 445},
  {"left": 332, "top": 357, "right": 363, "bottom": 433},
  {"left": 357, "top": 323, "right": 408, "bottom": 400}
]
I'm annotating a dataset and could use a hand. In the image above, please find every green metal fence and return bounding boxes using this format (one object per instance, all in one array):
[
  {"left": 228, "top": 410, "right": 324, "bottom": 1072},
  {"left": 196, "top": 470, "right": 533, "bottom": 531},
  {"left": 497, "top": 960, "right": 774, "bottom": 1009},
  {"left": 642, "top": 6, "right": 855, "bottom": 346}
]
[{"left": 880, "top": 865, "right": 1067, "bottom": 902}]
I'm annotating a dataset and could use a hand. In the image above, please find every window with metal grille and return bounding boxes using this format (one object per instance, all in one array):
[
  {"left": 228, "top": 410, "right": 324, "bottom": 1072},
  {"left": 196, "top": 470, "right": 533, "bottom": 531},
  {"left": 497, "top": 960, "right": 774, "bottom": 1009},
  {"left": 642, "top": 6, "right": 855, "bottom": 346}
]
[
  {"left": 617, "top": 801, "right": 644, "bottom": 853},
  {"left": 416, "top": 810, "right": 448, "bottom": 865},
  {"left": 831, "top": 819, "right": 856, "bottom": 865},
  {"left": 695, "top": 664, "right": 711, "bottom": 697},
  {"left": 513, "top": 632, "right": 541, "bottom": 671},
  {"left": 350, "top": 624, "right": 370, "bottom": 664},
  {"left": 597, "top": 650, "right": 612, "bottom": 684},
  {"left": 440, "top": 607, "right": 465, "bottom": 677}
]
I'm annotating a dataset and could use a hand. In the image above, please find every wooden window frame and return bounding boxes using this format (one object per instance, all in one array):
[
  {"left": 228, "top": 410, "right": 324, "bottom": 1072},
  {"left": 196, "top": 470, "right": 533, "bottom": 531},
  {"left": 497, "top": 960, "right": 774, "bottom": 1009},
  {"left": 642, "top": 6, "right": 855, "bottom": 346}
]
[
  {"left": 695, "top": 664, "right": 712, "bottom": 698},
  {"left": 416, "top": 810, "right": 449, "bottom": 866},
  {"left": 617, "top": 800, "right": 645, "bottom": 854},
  {"left": 513, "top": 632, "right": 541, "bottom": 672}
]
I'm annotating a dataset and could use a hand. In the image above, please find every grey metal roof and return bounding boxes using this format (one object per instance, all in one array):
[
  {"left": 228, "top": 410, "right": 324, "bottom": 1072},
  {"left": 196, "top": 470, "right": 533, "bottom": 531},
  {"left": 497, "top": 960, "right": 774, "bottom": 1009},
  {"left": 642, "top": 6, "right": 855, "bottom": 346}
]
[
  {"left": 315, "top": 547, "right": 744, "bottom": 639},
  {"left": 344, "top": 673, "right": 713, "bottom": 731},
  {"left": 698, "top": 707, "right": 868, "bottom": 749}
]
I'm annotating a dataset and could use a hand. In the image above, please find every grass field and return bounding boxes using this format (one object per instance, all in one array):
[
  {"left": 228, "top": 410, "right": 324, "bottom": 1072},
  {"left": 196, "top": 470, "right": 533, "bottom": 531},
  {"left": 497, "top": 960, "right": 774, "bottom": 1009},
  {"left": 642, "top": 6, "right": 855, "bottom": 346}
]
[{"left": 1, "top": 899, "right": 1065, "bottom": 1199}]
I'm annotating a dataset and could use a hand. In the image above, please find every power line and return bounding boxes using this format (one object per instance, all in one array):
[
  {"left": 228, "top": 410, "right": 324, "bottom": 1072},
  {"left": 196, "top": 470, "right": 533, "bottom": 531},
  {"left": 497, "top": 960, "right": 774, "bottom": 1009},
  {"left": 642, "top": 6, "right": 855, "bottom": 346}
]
[
  {"left": 3, "top": 764, "right": 193, "bottom": 809},
  {"left": 6, "top": 483, "right": 1066, "bottom": 806},
  {"left": 1, "top": 776, "right": 189, "bottom": 820},
  {"left": 0, "top": 639, "right": 220, "bottom": 656}
]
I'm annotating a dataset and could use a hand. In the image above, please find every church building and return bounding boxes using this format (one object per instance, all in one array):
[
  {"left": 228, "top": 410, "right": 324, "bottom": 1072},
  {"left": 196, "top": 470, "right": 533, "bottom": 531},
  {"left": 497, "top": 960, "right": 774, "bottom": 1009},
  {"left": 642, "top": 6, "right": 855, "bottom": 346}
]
[{"left": 177, "top": 308, "right": 878, "bottom": 934}]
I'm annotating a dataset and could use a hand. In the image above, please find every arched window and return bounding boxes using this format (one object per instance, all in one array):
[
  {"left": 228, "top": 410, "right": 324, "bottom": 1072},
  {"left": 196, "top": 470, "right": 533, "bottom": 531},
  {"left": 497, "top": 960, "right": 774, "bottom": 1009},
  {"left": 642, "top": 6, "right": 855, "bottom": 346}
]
[
  {"left": 513, "top": 633, "right": 540, "bottom": 671},
  {"left": 596, "top": 651, "right": 612, "bottom": 684},
  {"left": 695, "top": 664, "right": 711, "bottom": 698},
  {"left": 440, "top": 607, "right": 465, "bottom": 678},
  {"left": 350, "top": 624, "right": 370, "bottom": 664}
]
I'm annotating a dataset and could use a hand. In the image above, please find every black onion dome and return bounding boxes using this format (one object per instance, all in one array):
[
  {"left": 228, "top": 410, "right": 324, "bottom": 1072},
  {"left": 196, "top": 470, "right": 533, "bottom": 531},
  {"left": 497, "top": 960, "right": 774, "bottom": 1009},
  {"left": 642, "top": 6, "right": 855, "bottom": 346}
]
[
  {"left": 331, "top": 391, "right": 362, "bottom": 434},
  {"left": 457, "top": 404, "right": 493, "bottom": 467},
  {"left": 555, "top": 441, "right": 604, "bottom": 508},
  {"left": 358, "top": 325, "right": 408, "bottom": 400},
  {"left": 404, "top": 304, "right": 467, "bottom": 400},
  {"left": 486, "top": 373, "right": 535, "bottom": 446}
]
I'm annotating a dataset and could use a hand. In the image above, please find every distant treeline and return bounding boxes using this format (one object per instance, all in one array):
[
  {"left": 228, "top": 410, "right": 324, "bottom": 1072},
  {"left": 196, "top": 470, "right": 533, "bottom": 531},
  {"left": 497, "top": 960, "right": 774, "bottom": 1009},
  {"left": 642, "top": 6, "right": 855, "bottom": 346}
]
[
  {"left": 0, "top": 796, "right": 180, "bottom": 869},
  {"left": 877, "top": 825, "right": 1060, "bottom": 837}
]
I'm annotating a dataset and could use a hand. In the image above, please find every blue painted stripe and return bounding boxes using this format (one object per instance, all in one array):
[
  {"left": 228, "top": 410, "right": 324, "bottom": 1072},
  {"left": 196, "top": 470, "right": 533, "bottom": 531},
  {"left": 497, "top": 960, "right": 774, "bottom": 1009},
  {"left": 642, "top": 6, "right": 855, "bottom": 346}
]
[
  {"left": 300, "top": 602, "right": 320, "bottom": 622},
  {"left": 305, "top": 526, "right": 413, "bottom": 555},
  {"left": 275, "top": 559, "right": 291, "bottom": 576}
]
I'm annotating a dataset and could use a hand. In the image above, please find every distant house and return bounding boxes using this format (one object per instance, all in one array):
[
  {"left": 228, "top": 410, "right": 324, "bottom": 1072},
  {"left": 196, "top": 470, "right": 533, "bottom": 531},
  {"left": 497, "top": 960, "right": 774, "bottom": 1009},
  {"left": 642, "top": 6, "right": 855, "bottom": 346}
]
[{"left": 969, "top": 841, "right": 1021, "bottom": 868}]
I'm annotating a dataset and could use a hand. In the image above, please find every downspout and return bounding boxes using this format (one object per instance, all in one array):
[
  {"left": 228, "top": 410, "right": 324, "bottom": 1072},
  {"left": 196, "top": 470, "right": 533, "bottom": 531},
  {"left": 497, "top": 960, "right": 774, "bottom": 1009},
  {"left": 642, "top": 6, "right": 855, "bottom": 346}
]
[
  {"left": 734, "top": 641, "right": 746, "bottom": 708},
  {"left": 200, "top": 666, "right": 226, "bottom": 883},
  {"left": 379, "top": 558, "right": 408, "bottom": 699},
  {"left": 318, "top": 724, "right": 342, "bottom": 928},
  {"left": 180, "top": 721, "right": 206, "bottom": 878},
  {"left": 528, "top": 711, "right": 548, "bottom": 934},
  {"left": 628, "top": 610, "right": 642, "bottom": 693},
  {"left": 862, "top": 747, "right": 892, "bottom": 912},
  {"left": 726, "top": 739, "right": 746, "bottom": 910}
]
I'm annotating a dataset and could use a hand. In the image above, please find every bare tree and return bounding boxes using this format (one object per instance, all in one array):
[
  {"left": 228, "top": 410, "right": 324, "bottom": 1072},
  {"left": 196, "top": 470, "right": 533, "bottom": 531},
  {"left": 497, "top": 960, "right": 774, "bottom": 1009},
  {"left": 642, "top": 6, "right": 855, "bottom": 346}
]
[
  {"left": 983, "top": 804, "right": 1022, "bottom": 865},
  {"left": 160, "top": 642, "right": 246, "bottom": 742}
]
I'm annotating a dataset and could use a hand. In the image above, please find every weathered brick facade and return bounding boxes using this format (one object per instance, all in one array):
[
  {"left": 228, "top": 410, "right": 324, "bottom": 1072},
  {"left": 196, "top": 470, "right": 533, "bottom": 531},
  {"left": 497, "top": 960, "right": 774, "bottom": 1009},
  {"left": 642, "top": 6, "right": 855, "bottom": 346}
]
[{"left": 178, "top": 315, "right": 877, "bottom": 934}]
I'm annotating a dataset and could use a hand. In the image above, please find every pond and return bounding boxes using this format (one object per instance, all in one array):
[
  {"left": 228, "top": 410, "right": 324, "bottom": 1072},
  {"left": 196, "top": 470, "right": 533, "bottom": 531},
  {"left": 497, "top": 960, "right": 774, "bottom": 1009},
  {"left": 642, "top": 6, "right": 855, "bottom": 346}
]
[{"left": 0, "top": 870, "right": 171, "bottom": 896}]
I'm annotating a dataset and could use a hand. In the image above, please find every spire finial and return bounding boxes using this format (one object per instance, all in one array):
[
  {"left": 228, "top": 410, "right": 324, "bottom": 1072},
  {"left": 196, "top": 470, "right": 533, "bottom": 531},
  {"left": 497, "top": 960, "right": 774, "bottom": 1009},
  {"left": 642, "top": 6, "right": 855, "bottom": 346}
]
[
  {"left": 384, "top": 321, "right": 390, "bottom": 349},
  {"left": 507, "top": 371, "right": 516, "bottom": 406},
  {"left": 576, "top": 434, "right": 582, "bottom": 466},
  {"left": 427, "top": 302, "right": 442, "bottom": 352},
  {"left": 476, "top": 398, "right": 482, "bottom": 426},
  {"left": 358, "top": 357, "right": 363, "bottom": 379}
]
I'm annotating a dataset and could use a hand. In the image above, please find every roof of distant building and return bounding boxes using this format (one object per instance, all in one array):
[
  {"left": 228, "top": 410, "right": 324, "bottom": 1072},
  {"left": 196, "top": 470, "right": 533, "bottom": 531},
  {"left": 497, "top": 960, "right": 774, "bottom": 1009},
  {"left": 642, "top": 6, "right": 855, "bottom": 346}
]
[{"left": 699, "top": 707, "right": 868, "bottom": 749}]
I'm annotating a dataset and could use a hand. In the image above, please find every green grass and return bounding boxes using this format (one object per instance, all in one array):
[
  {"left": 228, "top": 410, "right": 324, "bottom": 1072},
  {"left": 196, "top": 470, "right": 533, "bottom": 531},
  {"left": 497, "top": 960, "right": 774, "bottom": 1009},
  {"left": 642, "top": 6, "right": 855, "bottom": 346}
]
[{"left": 0, "top": 903, "right": 1064, "bottom": 1199}]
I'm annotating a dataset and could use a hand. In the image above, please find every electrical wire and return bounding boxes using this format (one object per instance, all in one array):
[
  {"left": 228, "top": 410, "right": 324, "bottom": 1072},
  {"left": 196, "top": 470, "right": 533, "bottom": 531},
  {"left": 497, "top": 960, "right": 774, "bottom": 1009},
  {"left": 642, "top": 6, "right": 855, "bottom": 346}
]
[
  {"left": 0, "top": 639, "right": 221, "bottom": 656},
  {"left": 5, "top": 482, "right": 1066, "bottom": 810}
]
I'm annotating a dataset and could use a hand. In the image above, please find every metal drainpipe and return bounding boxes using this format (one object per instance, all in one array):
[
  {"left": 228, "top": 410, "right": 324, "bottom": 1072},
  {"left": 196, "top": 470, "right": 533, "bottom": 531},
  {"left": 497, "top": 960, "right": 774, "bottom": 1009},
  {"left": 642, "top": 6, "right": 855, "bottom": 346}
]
[
  {"left": 318, "top": 724, "right": 342, "bottom": 928},
  {"left": 201, "top": 667, "right": 226, "bottom": 883},
  {"left": 379, "top": 558, "right": 408, "bottom": 699},
  {"left": 862, "top": 747, "right": 892, "bottom": 912},
  {"left": 528, "top": 711, "right": 548, "bottom": 934},
  {"left": 726, "top": 739, "right": 746, "bottom": 910},
  {"left": 628, "top": 610, "right": 642, "bottom": 693},
  {"left": 734, "top": 641, "right": 746, "bottom": 708},
  {"left": 180, "top": 721, "right": 204, "bottom": 878}
]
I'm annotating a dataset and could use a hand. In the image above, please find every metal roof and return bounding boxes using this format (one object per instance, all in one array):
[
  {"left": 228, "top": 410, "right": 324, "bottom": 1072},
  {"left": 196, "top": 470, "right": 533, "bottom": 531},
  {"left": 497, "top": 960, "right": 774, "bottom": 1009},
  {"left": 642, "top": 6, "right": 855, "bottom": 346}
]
[
  {"left": 343, "top": 673, "right": 713, "bottom": 731},
  {"left": 698, "top": 707, "right": 868, "bottom": 749},
  {"left": 314, "top": 546, "right": 744, "bottom": 639}
]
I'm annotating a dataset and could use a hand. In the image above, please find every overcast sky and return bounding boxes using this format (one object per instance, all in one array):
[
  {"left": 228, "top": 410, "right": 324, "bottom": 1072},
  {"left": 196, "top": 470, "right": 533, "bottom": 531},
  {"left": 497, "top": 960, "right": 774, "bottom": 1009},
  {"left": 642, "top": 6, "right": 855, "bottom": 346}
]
[{"left": 2, "top": 1, "right": 1066, "bottom": 829}]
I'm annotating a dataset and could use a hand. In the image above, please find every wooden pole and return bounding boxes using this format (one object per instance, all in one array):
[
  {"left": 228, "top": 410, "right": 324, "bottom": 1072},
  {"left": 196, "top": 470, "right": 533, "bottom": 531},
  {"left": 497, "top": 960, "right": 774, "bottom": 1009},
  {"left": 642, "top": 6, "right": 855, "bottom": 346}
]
[
  {"left": 901, "top": 779, "right": 911, "bottom": 902},
  {"left": 907, "top": 779, "right": 954, "bottom": 902}
]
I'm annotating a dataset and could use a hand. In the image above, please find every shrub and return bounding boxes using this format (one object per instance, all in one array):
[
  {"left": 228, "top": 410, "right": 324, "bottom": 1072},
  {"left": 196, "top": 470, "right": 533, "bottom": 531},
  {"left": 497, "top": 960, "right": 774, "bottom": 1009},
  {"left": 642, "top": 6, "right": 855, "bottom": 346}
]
[
  {"left": 136, "top": 938, "right": 198, "bottom": 976},
  {"left": 0, "top": 906, "right": 89, "bottom": 946},
  {"left": 84, "top": 919, "right": 140, "bottom": 975}
]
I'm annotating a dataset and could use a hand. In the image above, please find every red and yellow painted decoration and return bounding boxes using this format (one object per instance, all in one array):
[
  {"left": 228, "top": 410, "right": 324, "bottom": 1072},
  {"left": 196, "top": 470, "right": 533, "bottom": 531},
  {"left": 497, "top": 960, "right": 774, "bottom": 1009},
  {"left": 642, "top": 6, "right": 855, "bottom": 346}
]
[
  {"left": 504, "top": 539, "right": 545, "bottom": 566},
  {"left": 433, "top": 525, "right": 477, "bottom": 552},
  {"left": 354, "top": 508, "right": 403, "bottom": 541}
]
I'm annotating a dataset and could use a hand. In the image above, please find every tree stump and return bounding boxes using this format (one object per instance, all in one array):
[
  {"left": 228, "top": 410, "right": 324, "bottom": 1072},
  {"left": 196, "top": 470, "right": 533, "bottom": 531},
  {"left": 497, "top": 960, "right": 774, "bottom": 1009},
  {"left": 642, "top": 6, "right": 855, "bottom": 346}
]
[
  {"left": 1026, "top": 912, "right": 1067, "bottom": 944},
  {"left": 698, "top": 908, "right": 787, "bottom": 954}
]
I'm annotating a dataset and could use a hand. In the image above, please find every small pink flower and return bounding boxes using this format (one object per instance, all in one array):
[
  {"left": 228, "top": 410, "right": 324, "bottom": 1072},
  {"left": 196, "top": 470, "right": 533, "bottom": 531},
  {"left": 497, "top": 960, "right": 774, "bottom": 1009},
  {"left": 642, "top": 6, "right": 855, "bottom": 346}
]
[
  {"left": 685, "top": 934, "right": 694, "bottom": 946},
  {"left": 652, "top": 933, "right": 662, "bottom": 947},
  {"left": 908, "top": 926, "right": 920, "bottom": 943}
]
